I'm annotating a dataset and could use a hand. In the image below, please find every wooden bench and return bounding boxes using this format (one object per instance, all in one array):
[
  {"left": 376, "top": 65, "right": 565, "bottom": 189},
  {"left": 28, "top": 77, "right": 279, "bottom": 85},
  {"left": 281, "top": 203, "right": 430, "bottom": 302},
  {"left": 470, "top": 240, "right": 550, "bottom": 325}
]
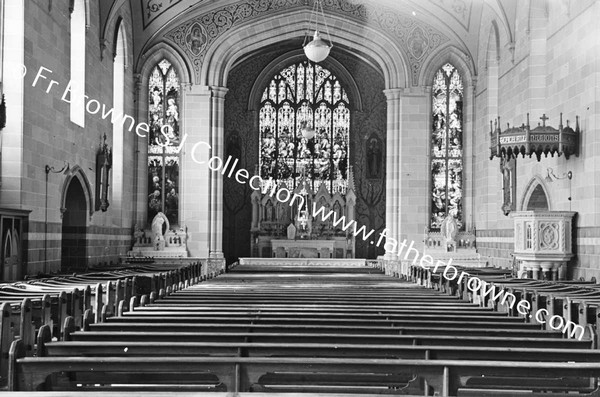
[
  {"left": 9, "top": 341, "right": 600, "bottom": 396},
  {"left": 41, "top": 340, "right": 600, "bottom": 361}
]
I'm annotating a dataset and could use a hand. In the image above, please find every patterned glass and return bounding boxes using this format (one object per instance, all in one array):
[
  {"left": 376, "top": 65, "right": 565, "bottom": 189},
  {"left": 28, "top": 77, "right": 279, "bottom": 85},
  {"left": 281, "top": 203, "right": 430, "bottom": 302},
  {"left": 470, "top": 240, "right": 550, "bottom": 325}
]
[
  {"left": 259, "top": 61, "right": 349, "bottom": 193},
  {"left": 430, "top": 63, "right": 463, "bottom": 229},
  {"left": 148, "top": 59, "right": 180, "bottom": 226}
]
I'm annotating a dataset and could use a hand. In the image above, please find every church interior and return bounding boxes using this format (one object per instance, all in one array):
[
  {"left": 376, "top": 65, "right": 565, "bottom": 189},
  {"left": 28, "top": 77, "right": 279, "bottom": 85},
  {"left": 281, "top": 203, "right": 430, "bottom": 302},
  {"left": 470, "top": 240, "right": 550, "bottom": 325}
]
[{"left": 1, "top": 0, "right": 600, "bottom": 394}]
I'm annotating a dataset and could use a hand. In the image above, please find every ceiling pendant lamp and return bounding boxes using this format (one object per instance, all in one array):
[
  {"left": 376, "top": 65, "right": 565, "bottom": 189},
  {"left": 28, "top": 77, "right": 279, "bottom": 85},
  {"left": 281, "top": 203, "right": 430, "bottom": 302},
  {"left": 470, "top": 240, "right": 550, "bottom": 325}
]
[{"left": 303, "top": 0, "right": 333, "bottom": 63}]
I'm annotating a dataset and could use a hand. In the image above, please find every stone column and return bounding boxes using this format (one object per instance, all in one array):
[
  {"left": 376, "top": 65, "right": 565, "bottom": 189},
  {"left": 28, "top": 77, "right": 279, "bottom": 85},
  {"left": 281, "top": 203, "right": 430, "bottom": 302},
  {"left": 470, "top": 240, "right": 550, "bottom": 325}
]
[
  {"left": 383, "top": 89, "right": 402, "bottom": 260},
  {"left": 133, "top": 73, "right": 146, "bottom": 226},
  {"left": 384, "top": 88, "right": 430, "bottom": 262},
  {"left": 464, "top": 80, "right": 476, "bottom": 230},
  {"left": 180, "top": 85, "right": 212, "bottom": 258},
  {"left": 209, "top": 87, "right": 228, "bottom": 258}
]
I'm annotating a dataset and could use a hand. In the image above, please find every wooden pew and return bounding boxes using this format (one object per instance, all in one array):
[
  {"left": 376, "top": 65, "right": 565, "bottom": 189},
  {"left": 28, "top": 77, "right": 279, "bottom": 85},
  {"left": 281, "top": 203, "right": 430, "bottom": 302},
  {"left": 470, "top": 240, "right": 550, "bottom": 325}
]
[
  {"left": 41, "top": 340, "right": 600, "bottom": 362},
  {"left": 0, "top": 262, "right": 204, "bottom": 388},
  {"left": 9, "top": 340, "right": 600, "bottom": 396}
]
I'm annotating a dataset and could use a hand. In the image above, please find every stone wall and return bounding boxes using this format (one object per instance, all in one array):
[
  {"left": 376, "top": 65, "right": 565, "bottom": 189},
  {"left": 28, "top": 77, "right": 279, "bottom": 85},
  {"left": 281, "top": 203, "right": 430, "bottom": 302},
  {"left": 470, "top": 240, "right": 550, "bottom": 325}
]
[
  {"left": 473, "top": 1, "right": 600, "bottom": 279},
  {"left": 7, "top": 1, "right": 137, "bottom": 275}
]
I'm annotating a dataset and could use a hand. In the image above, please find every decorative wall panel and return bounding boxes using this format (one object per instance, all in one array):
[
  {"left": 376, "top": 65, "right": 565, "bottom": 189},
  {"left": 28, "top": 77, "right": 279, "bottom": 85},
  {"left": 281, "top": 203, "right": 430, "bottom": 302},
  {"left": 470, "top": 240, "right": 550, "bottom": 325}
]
[
  {"left": 142, "top": 0, "right": 184, "bottom": 28},
  {"left": 164, "top": 0, "right": 449, "bottom": 85}
]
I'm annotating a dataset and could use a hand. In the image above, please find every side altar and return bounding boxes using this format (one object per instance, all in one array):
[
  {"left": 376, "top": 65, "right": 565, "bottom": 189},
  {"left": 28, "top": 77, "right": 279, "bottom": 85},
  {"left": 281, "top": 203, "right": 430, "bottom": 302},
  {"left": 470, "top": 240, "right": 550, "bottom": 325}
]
[
  {"left": 127, "top": 212, "right": 189, "bottom": 258},
  {"left": 250, "top": 168, "right": 357, "bottom": 259}
]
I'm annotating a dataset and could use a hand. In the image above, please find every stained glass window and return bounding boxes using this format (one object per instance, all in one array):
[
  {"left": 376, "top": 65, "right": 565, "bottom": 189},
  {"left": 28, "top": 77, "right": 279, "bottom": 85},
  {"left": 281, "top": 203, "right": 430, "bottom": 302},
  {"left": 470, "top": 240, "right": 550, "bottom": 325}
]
[
  {"left": 148, "top": 59, "right": 180, "bottom": 226},
  {"left": 431, "top": 63, "right": 463, "bottom": 229},
  {"left": 259, "top": 61, "right": 350, "bottom": 194}
]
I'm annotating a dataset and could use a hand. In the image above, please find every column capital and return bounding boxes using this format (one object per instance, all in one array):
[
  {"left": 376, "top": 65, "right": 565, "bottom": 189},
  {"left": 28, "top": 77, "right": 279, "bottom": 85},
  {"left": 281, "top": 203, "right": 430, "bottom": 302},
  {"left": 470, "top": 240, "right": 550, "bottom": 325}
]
[
  {"left": 181, "top": 82, "right": 193, "bottom": 92},
  {"left": 383, "top": 88, "right": 404, "bottom": 101},
  {"left": 210, "top": 86, "right": 229, "bottom": 99}
]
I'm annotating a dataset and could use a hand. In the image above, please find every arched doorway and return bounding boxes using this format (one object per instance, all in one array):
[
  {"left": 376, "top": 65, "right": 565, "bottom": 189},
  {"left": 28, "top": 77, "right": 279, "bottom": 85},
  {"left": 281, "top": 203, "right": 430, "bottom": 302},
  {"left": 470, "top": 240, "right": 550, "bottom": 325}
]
[{"left": 61, "top": 178, "right": 88, "bottom": 272}]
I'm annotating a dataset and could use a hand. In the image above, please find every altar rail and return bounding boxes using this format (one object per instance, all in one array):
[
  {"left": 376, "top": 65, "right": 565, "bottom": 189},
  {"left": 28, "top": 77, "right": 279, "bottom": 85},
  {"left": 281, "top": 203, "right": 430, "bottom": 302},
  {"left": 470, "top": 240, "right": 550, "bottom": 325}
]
[{"left": 239, "top": 258, "right": 367, "bottom": 267}]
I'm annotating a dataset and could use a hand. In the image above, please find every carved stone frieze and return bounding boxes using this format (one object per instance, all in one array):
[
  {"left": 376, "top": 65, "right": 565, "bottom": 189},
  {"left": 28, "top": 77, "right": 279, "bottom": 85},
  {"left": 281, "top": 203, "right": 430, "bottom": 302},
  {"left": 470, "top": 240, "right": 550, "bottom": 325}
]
[{"left": 164, "top": 0, "right": 449, "bottom": 85}]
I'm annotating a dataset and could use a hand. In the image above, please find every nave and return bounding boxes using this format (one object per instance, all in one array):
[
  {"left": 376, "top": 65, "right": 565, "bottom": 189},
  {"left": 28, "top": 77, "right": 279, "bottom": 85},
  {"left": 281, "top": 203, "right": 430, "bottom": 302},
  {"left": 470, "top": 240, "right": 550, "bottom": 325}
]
[{"left": 6, "top": 262, "right": 600, "bottom": 396}]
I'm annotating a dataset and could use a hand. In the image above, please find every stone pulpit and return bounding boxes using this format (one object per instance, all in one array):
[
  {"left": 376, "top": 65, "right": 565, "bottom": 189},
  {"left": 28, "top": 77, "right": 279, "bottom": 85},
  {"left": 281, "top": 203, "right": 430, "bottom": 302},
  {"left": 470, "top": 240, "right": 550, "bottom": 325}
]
[{"left": 511, "top": 211, "right": 576, "bottom": 280}]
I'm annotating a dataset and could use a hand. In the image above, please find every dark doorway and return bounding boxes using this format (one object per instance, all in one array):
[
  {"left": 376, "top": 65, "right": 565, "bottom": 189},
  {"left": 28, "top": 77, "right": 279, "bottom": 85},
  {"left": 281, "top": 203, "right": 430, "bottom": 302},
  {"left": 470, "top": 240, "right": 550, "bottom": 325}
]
[{"left": 61, "top": 178, "right": 88, "bottom": 272}]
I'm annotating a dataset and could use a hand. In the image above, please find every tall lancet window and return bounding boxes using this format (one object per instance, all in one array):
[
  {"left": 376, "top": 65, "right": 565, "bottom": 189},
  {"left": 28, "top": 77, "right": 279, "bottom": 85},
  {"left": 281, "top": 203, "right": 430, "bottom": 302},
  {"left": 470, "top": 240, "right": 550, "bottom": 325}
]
[
  {"left": 147, "top": 59, "right": 180, "bottom": 226},
  {"left": 259, "top": 60, "right": 350, "bottom": 194},
  {"left": 431, "top": 63, "right": 463, "bottom": 230}
]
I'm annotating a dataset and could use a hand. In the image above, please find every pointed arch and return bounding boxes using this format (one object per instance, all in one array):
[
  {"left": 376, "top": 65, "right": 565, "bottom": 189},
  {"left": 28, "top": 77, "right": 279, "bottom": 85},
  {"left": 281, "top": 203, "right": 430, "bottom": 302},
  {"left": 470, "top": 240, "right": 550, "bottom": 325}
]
[
  {"left": 101, "top": 0, "right": 131, "bottom": 56},
  {"left": 137, "top": 42, "right": 193, "bottom": 88},
  {"left": 521, "top": 176, "right": 552, "bottom": 211},
  {"left": 420, "top": 45, "right": 475, "bottom": 88},
  {"left": 487, "top": 21, "right": 501, "bottom": 70},
  {"left": 60, "top": 165, "right": 94, "bottom": 219},
  {"left": 198, "top": 9, "right": 408, "bottom": 89},
  {"left": 112, "top": 18, "right": 128, "bottom": 67},
  {"left": 487, "top": 0, "right": 514, "bottom": 44},
  {"left": 248, "top": 50, "right": 363, "bottom": 112}
]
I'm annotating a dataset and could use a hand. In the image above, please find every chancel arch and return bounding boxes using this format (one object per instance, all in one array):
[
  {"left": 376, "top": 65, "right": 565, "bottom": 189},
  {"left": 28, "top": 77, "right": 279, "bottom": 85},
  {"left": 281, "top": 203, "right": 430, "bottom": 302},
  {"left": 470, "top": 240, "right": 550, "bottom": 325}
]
[{"left": 197, "top": 10, "right": 409, "bottom": 89}]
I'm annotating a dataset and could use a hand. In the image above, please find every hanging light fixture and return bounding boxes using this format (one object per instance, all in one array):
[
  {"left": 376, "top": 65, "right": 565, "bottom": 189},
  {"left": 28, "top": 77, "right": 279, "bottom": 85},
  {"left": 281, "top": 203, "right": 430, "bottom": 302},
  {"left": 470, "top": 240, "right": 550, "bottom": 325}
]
[{"left": 303, "top": 0, "right": 333, "bottom": 63}]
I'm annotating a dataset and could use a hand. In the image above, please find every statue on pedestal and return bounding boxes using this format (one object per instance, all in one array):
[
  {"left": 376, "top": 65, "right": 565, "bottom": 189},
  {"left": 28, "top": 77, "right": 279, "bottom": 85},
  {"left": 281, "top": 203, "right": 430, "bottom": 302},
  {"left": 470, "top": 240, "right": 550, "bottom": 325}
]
[
  {"left": 440, "top": 214, "right": 458, "bottom": 252},
  {"left": 133, "top": 224, "right": 144, "bottom": 245},
  {"left": 151, "top": 212, "right": 169, "bottom": 251}
]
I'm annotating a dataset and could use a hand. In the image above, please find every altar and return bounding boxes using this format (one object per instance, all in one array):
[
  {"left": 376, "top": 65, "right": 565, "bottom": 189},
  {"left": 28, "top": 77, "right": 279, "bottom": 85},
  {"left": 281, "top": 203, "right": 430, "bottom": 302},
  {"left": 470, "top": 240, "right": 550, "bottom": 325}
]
[
  {"left": 270, "top": 238, "right": 349, "bottom": 258},
  {"left": 250, "top": 168, "right": 357, "bottom": 259}
]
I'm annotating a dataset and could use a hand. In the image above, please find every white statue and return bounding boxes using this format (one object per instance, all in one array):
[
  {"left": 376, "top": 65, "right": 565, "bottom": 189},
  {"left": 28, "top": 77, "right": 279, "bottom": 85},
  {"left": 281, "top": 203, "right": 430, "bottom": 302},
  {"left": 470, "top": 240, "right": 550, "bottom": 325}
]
[
  {"left": 151, "top": 213, "right": 169, "bottom": 251},
  {"left": 440, "top": 214, "right": 458, "bottom": 252}
]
